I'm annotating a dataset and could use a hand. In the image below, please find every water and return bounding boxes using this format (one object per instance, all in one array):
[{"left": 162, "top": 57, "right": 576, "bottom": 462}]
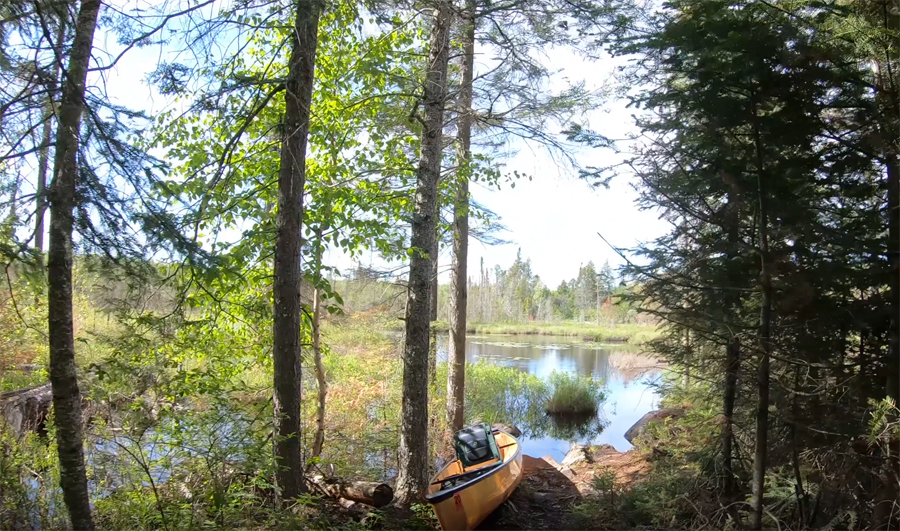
[{"left": 437, "top": 334, "right": 661, "bottom": 462}]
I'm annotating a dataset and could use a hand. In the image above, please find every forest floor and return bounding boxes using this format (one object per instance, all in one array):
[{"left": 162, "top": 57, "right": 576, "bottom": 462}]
[{"left": 315, "top": 445, "right": 654, "bottom": 531}]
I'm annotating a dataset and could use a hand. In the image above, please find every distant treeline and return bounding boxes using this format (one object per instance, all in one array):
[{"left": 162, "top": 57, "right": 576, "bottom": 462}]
[{"left": 337, "top": 251, "right": 651, "bottom": 325}]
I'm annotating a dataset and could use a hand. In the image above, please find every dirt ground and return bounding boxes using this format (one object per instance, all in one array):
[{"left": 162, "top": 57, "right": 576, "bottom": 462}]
[{"left": 476, "top": 445, "right": 651, "bottom": 530}]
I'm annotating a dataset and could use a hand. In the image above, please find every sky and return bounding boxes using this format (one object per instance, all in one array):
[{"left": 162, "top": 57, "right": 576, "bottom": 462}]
[{"left": 83, "top": 10, "right": 669, "bottom": 289}]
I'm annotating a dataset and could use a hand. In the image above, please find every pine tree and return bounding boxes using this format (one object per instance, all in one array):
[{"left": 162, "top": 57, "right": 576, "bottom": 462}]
[
  {"left": 48, "top": 1, "right": 101, "bottom": 527},
  {"left": 396, "top": 0, "right": 453, "bottom": 503}
]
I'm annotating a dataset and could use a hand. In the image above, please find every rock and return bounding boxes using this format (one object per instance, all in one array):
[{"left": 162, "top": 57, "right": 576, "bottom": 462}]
[
  {"left": 624, "top": 408, "right": 685, "bottom": 444},
  {"left": 493, "top": 423, "right": 522, "bottom": 437},
  {"left": 532, "top": 492, "right": 554, "bottom": 504},
  {"left": 540, "top": 456, "right": 563, "bottom": 470},
  {"left": 561, "top": 445, "right": 593, "bottom": 468},
  {"left": 590, "top": 444, "right": 619, "bottom": 457},
  {"left": 559, "top": 467, "right": 577, "bottom": 481}
]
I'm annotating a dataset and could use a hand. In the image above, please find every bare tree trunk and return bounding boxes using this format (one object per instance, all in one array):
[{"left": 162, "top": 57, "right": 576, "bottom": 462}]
[
  {"left": 35, "top": 17, "right": 67, "bottom": 267},
  {"left": 395, "top": 0, "right": 452, "bottom": 504},
  {"left": 887, "top": 157, "right": 899, "bottom": 402},
  {"left": 722, "top": 183, "right": 742, "bottom": 507},
  {"left": 723, "top": 339, "right": 739, "bottom": 496},
  {"left": 6, "top": 176, "right": 18, "bottom": 242},
  {"left": 750, "top": 102, "right": 773, "bottom": 531},
  {"left": 480, "top": 257, "right": 485, "bottom": 322},
  {"left": 310, "top": 284, "right": 326, "bottom": 463},
  {"left": 273, "top": 0, "right": 322, "bottom": 501},
  {"left": 431, "top": 237, "right": 439, "bottom": 322},
  {"left": 859, "top": 332, "right": 869, "bottom": 408},
  {"left": 790, "top": 365, "right": 807, "bottom": 527},
  {"left": 447, "top": 0, "right": 475, "bottom": 434},
  {"left": 47, "top": 1, "right": 100, "bottom": 529},
  {"left": 429, "top": 326, "right": 437, "bottom": 388}
]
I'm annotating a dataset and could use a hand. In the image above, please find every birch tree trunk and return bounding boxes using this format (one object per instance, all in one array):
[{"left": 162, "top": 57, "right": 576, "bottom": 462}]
[
  {"left": 273, "top": 0, "right": 322, "bottom": 501},
  {"left": 47, "top": 1, "right": 100, "bottom": 528},
  {"left": 395, "top": 0, "right": 452, "bottom": 504},
  {"left": 447, "top": 0, "right": 475, "bottom": 433}
]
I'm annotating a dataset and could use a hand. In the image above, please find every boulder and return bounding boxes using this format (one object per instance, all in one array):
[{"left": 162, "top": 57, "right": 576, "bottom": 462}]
[
  {"left": 590, "top": 444, "right": 619, "bottom": 457},
  {"left": 540, "top": 455, "right": 563, "bottom": 470},
  {"left": 624, "top": 408, "right": 685, "bottom": 444},
  {"left": 561, "top": 444, "right": 593, "bottom": 468},
  {"left": 559, "top": 467, "right": 577, "bottom": 481}
]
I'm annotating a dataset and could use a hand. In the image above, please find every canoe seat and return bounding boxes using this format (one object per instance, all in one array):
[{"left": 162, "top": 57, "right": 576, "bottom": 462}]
[{"left": 454, "top": 423, "right": 501, "bottom": 469}]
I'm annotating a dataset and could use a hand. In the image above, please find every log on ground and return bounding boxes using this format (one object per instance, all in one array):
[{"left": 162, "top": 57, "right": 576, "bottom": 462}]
[
  {"left": 308, "top": 476, "right": 394, "bottom": 507},
  {"left": 0, "top": 383, "right": 52, "bottom": 435}
]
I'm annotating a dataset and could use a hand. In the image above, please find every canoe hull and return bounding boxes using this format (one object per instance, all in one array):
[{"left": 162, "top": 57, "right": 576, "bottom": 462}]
[{"left": 426, "top": 431, "right": 524, "bottom": 530}]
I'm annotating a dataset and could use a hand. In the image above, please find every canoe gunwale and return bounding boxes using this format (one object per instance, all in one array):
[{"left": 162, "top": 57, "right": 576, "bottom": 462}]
[{"left": 424, "top": 432, "right": 522, "bottom": 504}]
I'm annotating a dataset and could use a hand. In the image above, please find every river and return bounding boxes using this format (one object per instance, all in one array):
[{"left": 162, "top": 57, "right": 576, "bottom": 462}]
[{"left": 437, "top": 334, "right": 661, "bottom": 462}]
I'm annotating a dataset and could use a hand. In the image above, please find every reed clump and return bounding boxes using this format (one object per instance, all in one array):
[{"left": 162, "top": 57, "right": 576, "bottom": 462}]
[{"left": 544, "top": 372, "right": 604, "bottom": 415}]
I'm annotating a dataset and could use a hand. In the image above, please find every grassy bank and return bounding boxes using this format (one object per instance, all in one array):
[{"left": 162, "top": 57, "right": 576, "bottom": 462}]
[{"left": 432, "top": 321, "right": 659, "bottom": 344}]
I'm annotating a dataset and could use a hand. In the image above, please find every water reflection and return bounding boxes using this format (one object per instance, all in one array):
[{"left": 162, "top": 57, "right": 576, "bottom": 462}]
[{"left": 436, "top": 334, "right": 661, "bottom": 460}]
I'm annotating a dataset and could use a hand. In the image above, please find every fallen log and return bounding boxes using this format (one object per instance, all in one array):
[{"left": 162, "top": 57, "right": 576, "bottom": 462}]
[
  {"left": 0, "top": 383, "right": 52, "bottom": 435},
  {"left": 308, "top": 475, "right": 393, "bottom": 507}
]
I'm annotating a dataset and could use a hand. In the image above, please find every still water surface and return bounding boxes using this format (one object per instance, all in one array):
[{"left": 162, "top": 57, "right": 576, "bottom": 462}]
[{"left": 437, "top": 334, "right": 661, "bottom": 461}]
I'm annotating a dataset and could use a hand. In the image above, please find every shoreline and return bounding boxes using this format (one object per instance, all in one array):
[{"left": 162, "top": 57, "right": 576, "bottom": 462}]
[{"left": 430, "top": 321, "right": 659, "bottom": 345}]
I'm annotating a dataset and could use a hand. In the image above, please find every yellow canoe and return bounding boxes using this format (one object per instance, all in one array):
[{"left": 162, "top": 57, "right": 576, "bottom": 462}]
[{"left": 425, "top": 427, "right": 524, "bottom": 530}]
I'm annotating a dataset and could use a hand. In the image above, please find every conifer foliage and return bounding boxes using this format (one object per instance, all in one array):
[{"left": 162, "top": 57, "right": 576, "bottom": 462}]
[{"left": 616, "top": 0, "right": 900, "bottom": 527}]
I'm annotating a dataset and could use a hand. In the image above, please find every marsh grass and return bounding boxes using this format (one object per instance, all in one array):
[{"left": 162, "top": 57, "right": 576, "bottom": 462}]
[
  {"left": 440, "top": 322, "right": 659, "bottom": 344},
  {"left": 545, "top": 372, "right": 605, "bottom": 415}
]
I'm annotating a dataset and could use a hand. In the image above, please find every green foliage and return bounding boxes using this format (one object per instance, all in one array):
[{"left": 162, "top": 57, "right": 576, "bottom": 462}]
[
  {"left": 545, "top": 372, "right": 604, "bottom": 415},
  {"left": 90, "top": 401, "right": 276, "bottom": 530},
  {"left": 0, "top": 424, "right": 63, "bottom": 530},
  {"left": 868, "top": 397, "right": 900, "bottom": 445},
  {"left": 572, "top": 0, "right": 900, "bottom": 527}
]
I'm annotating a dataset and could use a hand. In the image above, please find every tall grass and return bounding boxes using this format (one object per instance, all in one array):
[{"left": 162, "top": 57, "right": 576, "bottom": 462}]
[
  {"left": 446, "top": 321, "right": 659, "bottom": 344},
  {"left": 545, "top": 372, "right": 605, "bottom": 415}
]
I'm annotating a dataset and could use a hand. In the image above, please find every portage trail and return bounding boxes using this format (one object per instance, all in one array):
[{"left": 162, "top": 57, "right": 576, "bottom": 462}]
[
  {"left": 477, "top": 445, "right": 651, "bottom": 530},
  {"left": 321, "top": 444, "right": 652, "bottom": 531}
]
